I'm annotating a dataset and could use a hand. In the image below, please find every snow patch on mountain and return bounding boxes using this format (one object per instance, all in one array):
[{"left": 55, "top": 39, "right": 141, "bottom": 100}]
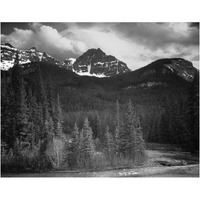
[
  {"left": 38, "top": 52, "right": 43, "bottom": 61},
  {"left": 1, "top": 45, "right": 129, "bottom": 77},
  {"left": 164, "top": 60, "right": 195, "bottom": 82},
  {"left": 73, "top": 70, "right": 107, "bottom": 78},
  {"left": 1, "top": 44, "right": 17, "bottom": 51},
  {"left": 88, "top": 64, "right": 91, "bottom": 73},
  {"left": 68, "top": 58, "right": 76, "bottom": 64},
  {"left": 166, "top": 65, "right": 174, "bottom": 72},
  {"left": 20, "top": 59, "right": 31, "bottom": 64},
  {"left": 1, "top": 43, "right": 63, "bottom": 70},
  {"left": 73, "top": 48, "right": 130, "bottom": 77},
  {"left": 94, "top": 62, "right": 104, "bottom": 65},
  {"left": 0, "top": 60, "right": 15, "bottom": 70}
]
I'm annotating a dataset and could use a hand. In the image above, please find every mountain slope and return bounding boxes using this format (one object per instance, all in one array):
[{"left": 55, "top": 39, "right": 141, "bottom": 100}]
[
  {"left": 0, "top": 43, "right": 63, "bottom": 70},
  {"left": 1, "top": 44, "right": 130, "bottom": 77},
  {"left": 1, "top": 57, "right": 197, "bottom": 114},
  {"left": 17, "top": 57, "right": 197, "bottom": 91},
  {"left": 109, "top": 58, "right": 197, "bottom": 89},
  {"left": 73, "top": 48, "right": 130, "bottom": 77}
]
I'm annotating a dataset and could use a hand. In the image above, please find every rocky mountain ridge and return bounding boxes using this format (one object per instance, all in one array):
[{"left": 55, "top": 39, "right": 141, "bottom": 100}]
[
  {"left": 1, "top": 43, "right": 197, "bottom": 82},
  {"left": 72, "top": 48, "right": 130, "bottom": 77},
  {"left": 0, "top": 43, "right": 130, "bottom": 77},
  {"left": 1, "top": 43, "right": 61, "bottom": 70}
]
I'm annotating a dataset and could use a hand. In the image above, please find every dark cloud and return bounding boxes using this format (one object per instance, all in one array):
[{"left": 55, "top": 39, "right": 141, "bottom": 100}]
[
  {"left": 111, "top": 23, "right": 199, "bottom": 50},
  {"left": 189, "top": 22, "right": 199, "bottom": 28},
  {"left": 42, "top": 22, "right": 69, "bottom": 32},
  {"left": 72, "top": 22, "right": 98, "bottom": 28},
  {"left": 1, "top": 22, "right": 29, "bottom": 34},
  {"left": 71, "top": 22, "right": 112, "bottom": 28}
]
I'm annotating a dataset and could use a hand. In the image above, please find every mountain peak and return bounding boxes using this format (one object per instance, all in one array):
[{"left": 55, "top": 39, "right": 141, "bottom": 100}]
[
  {"left": 73, "top": 48, "right": 130, "bottom": 77},
  {"left": 96, "top": 47, "right": 104, "bottom": 52},
  {"left": 83, "top": 48, "right": 106, "bottom": 56},
  {"left": 1, "top": 45, "right": 60, "bottom": 70},
  {"left": 141, "top": 58, "right": 196, "bottom": 82}
]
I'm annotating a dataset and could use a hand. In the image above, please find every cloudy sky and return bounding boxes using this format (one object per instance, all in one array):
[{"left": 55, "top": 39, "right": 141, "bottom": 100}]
[{"left": 1, "top": 22, "right": 199, "bottom": 70}]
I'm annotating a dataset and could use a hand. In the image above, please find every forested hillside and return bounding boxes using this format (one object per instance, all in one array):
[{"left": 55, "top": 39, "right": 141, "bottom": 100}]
[{"left": 1, "top": 58, "right": 199, "bottom": 172}]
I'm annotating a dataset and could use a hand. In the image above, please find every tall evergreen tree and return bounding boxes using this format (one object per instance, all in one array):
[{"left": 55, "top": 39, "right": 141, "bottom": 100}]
[
  {"left": 134, "top": 120, "right": 147, "bottom": 164},
  {"left": 122, "top": 100, "right": 137, "bottom": 158},
  {"left": 69, "top": 123, "right": 80, "bottom": 167},
  {"left": 46, "top": 75, "right": 54, "bottom": 119},
  {"left": 17, "top": 78, "right": 29, "bottom": 141},
  {"left": 33, "top": 66, "right": 48, "bottom": 125},
  {"left": 88, "top": 112, "right": 101, "bottom": 139},
  {"left": 121, "top": 100, "right": 147, "bottom": 163},
  {"left": 114, "top": 100, "right": 120, "bottom": 154},
  {"left": 105, "top": 125, "right": 115, "bottom": 161},
  {"left": 78, "top": 118, "right": 95, "bottom": 168},
  {"left": 54, "top": 94, "right": 64, "bottom": 137}
]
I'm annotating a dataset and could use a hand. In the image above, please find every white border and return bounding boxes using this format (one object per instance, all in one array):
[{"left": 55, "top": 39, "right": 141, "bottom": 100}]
[
  {"left": 0, "top": 1, "right": 199, "bottom": 200},
  {"left": 0, "top": 0, "right": 200, "bottom": 22}
]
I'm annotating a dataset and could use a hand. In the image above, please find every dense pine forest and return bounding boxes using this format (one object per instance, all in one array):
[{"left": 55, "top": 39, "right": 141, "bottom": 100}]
[{"left": 1, "top": 57, "right": 199, "bottom": 172}]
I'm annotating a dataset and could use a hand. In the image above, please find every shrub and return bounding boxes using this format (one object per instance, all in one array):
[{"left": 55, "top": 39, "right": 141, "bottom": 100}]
[
  {"left": 1, "top": 142, "right": 41, "bottom": 172},
  {"left": 45, "top": 136, "right": 68, "bottom": 169},
  {"left": 92, "top": 152, "right": 110, "bottom": 170}
]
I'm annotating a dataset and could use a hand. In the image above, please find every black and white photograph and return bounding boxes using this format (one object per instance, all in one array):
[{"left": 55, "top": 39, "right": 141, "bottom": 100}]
[
  {"left": 0, "top": 1, "right": 200, "bottom": 200},
  {"left": 1, "top": 21, "right": 199, "bottom": 178}
]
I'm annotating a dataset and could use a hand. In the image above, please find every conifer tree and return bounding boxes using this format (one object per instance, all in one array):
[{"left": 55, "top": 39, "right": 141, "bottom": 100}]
[
  {"left": 34, "top": 67, "right": 45, "bottom": 104},
  {"left": 69, "top": 123, "right": 80, "bottom": 167},
  {"left": 121, "top": 100, "right": 147, "bottom": 163},
  {"left": 44, "top": 117, "right": 54, "bottom": 142},
  {"left": 17, "top": 78, "right": 29, "bottom": 141},
  {"left": 88, "top": 112, "right": 101, "bottom": 139},
  {"left": 130, "top": 105, "right": 147, "bottom": 164},
  {"left": 114, "top": 100, "right": 120, "bottom": 154},
  {"left": 46, "top": 75, "right": 54, "bottom": 119},
  {"left": 123, "top": 100, "right": 137, "bottom": 158},
  {"left": 79, "top": 118, "right": 95, "bottom": 168},
  {"left": 54, "top": 94, "right": 64, "bottom": 137},
  {"left": 105, "top": 125, "right": 114, "bottom": 161},
  {"left": 134, "top": 121, "right": 147, "bottom": 164},
  {"left": 26, "top": 88, "right": 35, "bottom": 146},
  {"left": 34, "top": 66, "right": 48, "bottom": 125},
  {"left": 31, "top": 68, "right": 48, "bottom": 164},
  {"left": 71, "top": 123, "right": 79, "bottom": 151}
]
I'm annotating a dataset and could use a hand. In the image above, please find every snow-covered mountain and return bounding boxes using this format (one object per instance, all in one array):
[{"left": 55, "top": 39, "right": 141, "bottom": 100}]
[
  {"left": 1, "top": 44, "right": 130, "bottom": 77},
  {"left": 1, "top": 44, "right": 196, "bottom": 81},
  {"left": 0, "top": 43, "right": 63, "bottom": 70},
  {"left": 73, "top": 48, "right": 130, "bottom": 77}
]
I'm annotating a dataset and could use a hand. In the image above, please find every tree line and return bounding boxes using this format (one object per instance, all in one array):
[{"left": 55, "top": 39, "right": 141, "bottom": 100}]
[{"left": 1, "top": 57, "right": 147, "bottom": 172}]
